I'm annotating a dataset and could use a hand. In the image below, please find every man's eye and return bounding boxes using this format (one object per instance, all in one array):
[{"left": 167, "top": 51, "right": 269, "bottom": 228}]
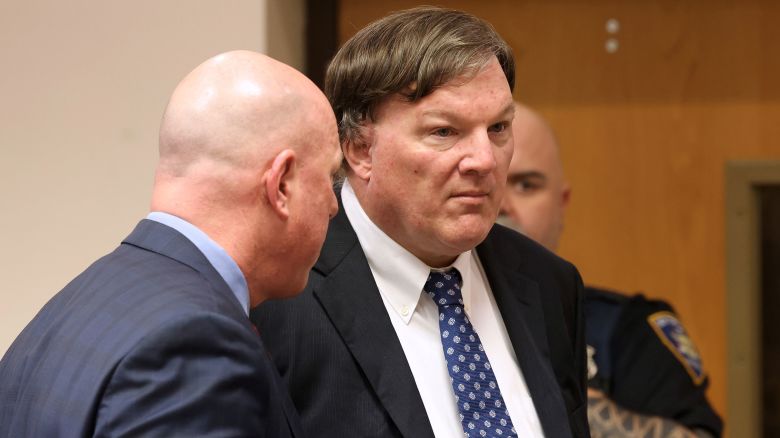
[
  {"left": 489, "top": 122, "right": 508, "bottom": 133},
  {"left": 510, "top": 180, "right": 539, "bottom": 193},
  {"left": 432, "top": 127, "right": 453, "bottom": 137}
]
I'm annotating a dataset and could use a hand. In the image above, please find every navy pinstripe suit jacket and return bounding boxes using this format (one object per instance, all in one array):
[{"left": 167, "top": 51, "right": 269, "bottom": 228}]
[{"left": 0, "top": 220, "right": 302, "bottom": 437}]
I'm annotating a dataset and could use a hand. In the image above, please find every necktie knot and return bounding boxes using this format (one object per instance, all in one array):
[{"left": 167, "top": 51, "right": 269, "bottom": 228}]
[{"left": 424, "top": 268, "right": 463, "bottom": 307}]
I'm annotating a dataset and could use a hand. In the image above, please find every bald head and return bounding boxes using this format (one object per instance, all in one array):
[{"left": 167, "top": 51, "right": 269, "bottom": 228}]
[
  {"left": 158, "top": 50, "right": 330, "bottom": 177},
  {"left": 151, "top": 51, "right": 341, "bottom": 305},
  {"left": 498, "top": 103, "right": 570, "bottom": 251}
]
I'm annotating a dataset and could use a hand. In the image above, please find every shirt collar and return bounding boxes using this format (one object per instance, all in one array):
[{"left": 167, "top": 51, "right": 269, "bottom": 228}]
[
  {"left": 341, "top": 179, "right": 474, "bottom": 324},
  {"left": 146, "top": 211, "right": 250, "bottom": 316}
]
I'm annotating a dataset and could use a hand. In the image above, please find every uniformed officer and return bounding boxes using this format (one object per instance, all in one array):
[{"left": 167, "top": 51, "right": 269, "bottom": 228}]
[{"left": 497, "top": 103, "right": 723, "bottom": 437}]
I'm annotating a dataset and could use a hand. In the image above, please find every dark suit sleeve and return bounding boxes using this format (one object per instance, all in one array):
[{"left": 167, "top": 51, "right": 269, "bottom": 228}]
[
  {"left": 93, "top": 313, "right": 280, "bottom": 438},
  {"left": 567, "top": 265, "right": 590, "bottom": 438}
]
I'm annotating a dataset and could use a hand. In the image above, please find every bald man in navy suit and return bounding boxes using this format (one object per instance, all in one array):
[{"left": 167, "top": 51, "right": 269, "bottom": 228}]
[{"left": 0, "top": 50, "right": 342, "bottom": 437}]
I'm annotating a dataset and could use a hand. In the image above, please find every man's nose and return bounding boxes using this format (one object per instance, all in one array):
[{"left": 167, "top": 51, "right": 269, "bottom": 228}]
[{"left": 459, "top": 132, "right": 497, "bottom": 176}]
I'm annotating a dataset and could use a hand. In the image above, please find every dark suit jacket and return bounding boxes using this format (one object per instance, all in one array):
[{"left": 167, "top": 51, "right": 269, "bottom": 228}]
[
  {"left": 0, "top": 220, "right": 302, "bottom": 437},
  {"left": 252, "top": 204, "right": 590, "bottom": 437}
]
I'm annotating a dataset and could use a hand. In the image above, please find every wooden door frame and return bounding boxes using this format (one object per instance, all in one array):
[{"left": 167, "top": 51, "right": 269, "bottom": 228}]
[
  {"left": 304, "top": 0, "right": 339, "bottom": 88},
  {"left": 725, "top": 160, "right": 780, "bottom": 437}
]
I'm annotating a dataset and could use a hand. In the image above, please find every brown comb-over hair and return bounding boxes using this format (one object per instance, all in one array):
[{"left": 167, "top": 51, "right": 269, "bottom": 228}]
[{"left": 324, "top": 6, "right": 515, "bottom": 148}]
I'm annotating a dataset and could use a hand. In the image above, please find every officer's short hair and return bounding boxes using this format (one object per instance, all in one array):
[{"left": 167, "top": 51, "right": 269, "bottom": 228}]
[{"left": 324, "top": 6, "right": 515, "bottom": 147}]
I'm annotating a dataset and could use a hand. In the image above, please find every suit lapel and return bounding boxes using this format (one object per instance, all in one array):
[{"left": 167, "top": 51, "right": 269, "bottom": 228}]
[
  {"left": 312, "top": 208, "right": 435, "bottom": 438},
  {"left": 477, "top": 233, "right": 572, "bottom": 438}
]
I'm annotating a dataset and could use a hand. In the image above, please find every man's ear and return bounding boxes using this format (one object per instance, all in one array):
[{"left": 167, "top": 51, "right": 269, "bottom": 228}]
[
  {"left": 342, "top": 125, "right": 373, "bottom": 181},
  {"left": 265, "top": 149, "right": 296, "bottom": 220},
  {"left": 561, "top": 183, "right": 572, "bottom": 209}
]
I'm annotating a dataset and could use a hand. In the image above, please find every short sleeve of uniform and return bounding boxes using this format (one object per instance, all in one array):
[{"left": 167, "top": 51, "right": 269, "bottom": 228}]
[{"left": 608, "top": 294, "right": 723, "bottom": 436}]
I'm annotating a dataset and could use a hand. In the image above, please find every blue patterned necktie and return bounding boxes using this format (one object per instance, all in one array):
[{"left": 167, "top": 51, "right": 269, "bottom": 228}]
[{"left": 425, "top": 268, "right": 517, "bottom": 438}]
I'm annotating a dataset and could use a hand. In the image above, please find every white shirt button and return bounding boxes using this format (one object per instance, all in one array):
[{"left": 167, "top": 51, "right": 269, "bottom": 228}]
[{"left": 401, "top": 305, "right": 410, "bottom": 316}]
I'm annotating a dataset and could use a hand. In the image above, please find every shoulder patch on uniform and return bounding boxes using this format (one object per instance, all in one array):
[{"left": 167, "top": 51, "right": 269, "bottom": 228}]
[{"left": 647, "top": 311, "right": 705, "bottom": 385}]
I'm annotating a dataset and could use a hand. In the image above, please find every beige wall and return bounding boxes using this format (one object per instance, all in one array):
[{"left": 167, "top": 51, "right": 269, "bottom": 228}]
[{"left": 0, "top": 0, "right": 304, "bottom": 355}]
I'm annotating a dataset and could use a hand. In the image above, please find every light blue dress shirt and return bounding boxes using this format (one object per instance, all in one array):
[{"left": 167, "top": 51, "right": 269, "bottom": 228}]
[{"left": 146, "top": 212, "right": 250, "bottom": 316}]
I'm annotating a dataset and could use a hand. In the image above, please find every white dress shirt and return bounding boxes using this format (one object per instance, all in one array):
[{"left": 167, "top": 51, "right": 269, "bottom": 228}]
[{"left": 341, "top": 179, "right": 545, "bottom": 437}]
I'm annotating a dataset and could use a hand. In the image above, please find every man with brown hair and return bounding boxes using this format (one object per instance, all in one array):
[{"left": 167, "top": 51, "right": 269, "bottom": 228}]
[{"left": 252, "top": 7, "right": 588, "bottom": 438}]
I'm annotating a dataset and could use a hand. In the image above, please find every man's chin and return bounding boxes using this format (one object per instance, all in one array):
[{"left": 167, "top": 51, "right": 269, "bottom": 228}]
[{"left": 442, "top": 224, "right": 492, "bottom": 253}]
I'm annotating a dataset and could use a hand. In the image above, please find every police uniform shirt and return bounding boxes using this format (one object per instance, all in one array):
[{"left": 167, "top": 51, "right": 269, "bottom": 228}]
[{"left": 585, "top": 287, "right": 723, "bottom": 437}]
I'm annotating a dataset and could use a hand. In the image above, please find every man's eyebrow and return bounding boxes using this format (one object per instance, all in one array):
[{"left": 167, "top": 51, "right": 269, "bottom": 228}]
[
  {"left": 420, "top": 102, "right": 517, "bottom": 121},
  {"left": 420, "top": 109, "right": 454, "bottom": 119},
  {"left": 507, "top": 171, "right": 546, "bottom": 181},
  {"left": 499, "top": 102, "right": 515, "bottom": 119}
]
